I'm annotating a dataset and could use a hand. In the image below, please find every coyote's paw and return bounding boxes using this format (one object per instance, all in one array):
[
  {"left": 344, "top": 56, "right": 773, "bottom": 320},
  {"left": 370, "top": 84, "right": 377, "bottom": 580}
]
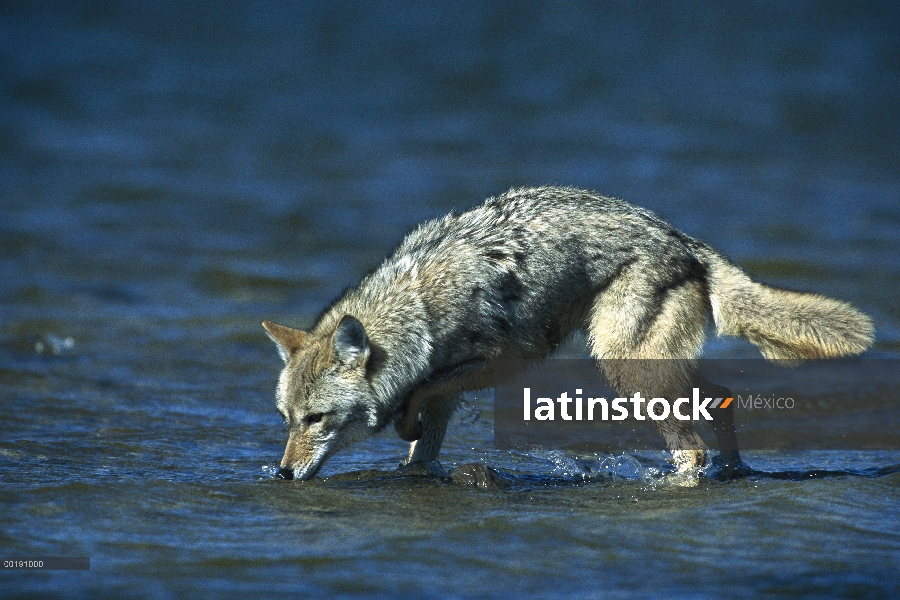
[
  {"left": 663, "top": 469, "right": 701, "bottom": 487},
  {"left": 664, "top": 448, "right": 706, "bottom": 487},
  {"left": 708, "top": 453, "right": 753, "bottom": 480}
]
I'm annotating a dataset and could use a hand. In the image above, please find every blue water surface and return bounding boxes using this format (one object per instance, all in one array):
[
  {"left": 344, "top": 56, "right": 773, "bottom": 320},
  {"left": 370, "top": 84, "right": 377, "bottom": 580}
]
[{"left": 1, "top": 2, "right": 899, "bottom": 598}]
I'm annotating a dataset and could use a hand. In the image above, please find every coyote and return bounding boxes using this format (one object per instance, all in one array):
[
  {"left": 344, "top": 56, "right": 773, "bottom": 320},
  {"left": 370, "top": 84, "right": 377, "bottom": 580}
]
[{"left": 263, "top": 187, "right": 873, "bottom": 481}]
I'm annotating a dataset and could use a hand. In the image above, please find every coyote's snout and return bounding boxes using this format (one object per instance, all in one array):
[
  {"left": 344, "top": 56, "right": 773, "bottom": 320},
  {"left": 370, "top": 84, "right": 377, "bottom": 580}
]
[{"left": 263, "top": 186, "right": 873, "bottom": 481}]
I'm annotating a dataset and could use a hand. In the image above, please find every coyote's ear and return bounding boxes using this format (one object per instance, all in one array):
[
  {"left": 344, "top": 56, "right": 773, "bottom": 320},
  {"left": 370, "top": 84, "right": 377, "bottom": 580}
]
[
  {"left": 331, "top": 315, "right": 369, "bottom": 368},
  {"left": 262, "top": 320, "right": 308, "bottom": 364}
]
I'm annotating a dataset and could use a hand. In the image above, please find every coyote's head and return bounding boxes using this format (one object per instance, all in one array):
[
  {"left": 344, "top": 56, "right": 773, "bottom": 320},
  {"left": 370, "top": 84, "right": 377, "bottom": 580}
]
[{"left": 262, "top": 315, "right": 380, "bottom": 480}]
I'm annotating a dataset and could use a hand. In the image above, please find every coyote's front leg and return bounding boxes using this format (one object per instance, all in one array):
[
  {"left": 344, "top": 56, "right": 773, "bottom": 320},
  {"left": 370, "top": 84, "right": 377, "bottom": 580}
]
[
  {"left": 402, "top": 393, "right": 460, "bottom": 465},
  {"left": 394, "top": 388, "right": 427, "bottom": 442}
]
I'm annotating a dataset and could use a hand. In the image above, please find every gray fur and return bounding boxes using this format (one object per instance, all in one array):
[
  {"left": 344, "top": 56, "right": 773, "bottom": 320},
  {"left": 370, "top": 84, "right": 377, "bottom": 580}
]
[{"left": 263, "top": 186, "right": 874, "bottom": 481}]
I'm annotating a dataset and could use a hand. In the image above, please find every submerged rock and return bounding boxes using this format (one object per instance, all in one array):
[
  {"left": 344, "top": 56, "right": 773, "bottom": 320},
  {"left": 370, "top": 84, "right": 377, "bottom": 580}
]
[
  {"left": 397, "top": 460, "right": 451, "bottom": 481},
  {"left": 450, "top": 462, "right": 511, "bottom": 489}
]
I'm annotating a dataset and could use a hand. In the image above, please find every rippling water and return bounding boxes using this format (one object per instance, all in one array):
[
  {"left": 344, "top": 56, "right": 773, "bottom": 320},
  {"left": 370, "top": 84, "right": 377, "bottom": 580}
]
[{"left": 2, "top": 2, "right": 900, "bottom": 597}]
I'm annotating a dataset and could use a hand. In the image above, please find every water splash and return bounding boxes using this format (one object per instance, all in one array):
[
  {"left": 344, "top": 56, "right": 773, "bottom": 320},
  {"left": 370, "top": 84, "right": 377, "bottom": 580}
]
[
  {"left": 597, "top": 455, "right": 645, "bottom": 480},
  {"left": 536, "top": 450, "right": 665, "bottom": 485}
]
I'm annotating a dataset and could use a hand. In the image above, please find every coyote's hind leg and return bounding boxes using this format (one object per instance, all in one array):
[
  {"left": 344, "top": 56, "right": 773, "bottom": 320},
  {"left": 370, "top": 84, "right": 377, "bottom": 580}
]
[
  {"left": 697, "top": 377, "right": 751, "bottom": 478},
  {"left": 587, "top": 270, "right": 710, "bottom": 479}
]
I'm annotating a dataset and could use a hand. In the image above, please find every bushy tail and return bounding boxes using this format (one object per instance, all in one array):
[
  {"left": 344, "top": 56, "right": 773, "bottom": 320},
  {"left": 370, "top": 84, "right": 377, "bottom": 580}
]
[{"left": 698, "top": 248, "right": 874, "bottom": 360}]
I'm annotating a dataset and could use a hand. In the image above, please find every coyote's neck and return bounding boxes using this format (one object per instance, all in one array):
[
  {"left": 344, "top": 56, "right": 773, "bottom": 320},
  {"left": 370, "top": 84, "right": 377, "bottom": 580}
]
[{"left": 323, "top": 275, "right": 435, "bottom": 415}]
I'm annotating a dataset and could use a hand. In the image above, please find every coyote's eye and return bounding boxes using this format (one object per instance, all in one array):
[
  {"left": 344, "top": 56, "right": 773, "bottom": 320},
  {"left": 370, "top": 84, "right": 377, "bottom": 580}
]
[{"left": 305, "top": 413, "right": 325, "bottom": 425}]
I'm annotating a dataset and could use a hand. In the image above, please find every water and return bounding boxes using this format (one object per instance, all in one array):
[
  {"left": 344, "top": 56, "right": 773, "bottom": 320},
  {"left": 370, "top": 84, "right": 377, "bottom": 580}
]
[{"left": 2, "top": 1, "right": 900, "bottom": 597}]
